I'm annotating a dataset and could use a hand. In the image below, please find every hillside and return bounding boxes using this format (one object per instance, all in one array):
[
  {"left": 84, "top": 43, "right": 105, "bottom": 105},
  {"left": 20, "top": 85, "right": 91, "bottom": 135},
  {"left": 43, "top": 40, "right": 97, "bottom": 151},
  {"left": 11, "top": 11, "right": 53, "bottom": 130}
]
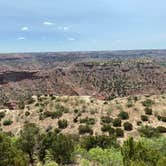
[
  {"left": 0, "top": 50, "right": 166, "bottom": 166},
  {"left": 0, "top": 94, "right": 166, "bottom": 140},
  {"left": 0, "top": 50, "right": 166, "bottom": 104}
]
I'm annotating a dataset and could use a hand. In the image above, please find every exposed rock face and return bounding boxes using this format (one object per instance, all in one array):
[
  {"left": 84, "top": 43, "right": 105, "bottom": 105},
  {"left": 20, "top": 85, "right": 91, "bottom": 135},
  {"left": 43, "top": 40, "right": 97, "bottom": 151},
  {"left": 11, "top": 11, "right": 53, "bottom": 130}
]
[
  {"left": 0, "top": 50, "right": 166, "bottom": 101},
  {"left": 0, "top": 71, "right": 40, "bottom": 84}
]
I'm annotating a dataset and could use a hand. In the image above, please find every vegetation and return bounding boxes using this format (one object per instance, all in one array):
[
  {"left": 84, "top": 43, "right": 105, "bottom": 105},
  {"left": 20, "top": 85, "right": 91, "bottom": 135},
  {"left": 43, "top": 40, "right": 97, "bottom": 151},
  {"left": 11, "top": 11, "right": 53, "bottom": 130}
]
[
  {"left": 0, "top": 122, "right": 165, "bottom": 166},
  {"left": 118, "top": 111, "right": 129, "bottom": 120},
  {"left": 113, "top": 118, "right": 122, "bottom": 127},
  {"left": 138, "top": 125, "right": 160, "bottom": 138},
  {"left": 57, "top": 119, "right": 68, "bottom": 129},
  {"left": 144, "top": 107, "right": 153, "bottom": 115},
  {"left": 115, "top": 128, "right": 124, "bottom": 137},
  {"left": 78, "top": 125, "right": 93, "bottom": 135},
  {"left": 0, "top": 111, "right": 5, "bottom": 120},
  {"left": 123, "top": 122, "right": 133, "bottom": 131},
  {"left": 101, "top": 116, "right": 112, "bottom": 124},
  {"left": 141, "top": 115, "right": 148, "bottom": 121},
  {"left": 80, "top": 117, "right": 95, "bottom": 125},
  {"left": 3, "top": 119, "right": 13, "bottom": 126},
  {"left": 142, "top": 99, "right": 154, "bottom": 107},
  {"left": 0, "top": 94, "right": 166, "bottom": 165}
]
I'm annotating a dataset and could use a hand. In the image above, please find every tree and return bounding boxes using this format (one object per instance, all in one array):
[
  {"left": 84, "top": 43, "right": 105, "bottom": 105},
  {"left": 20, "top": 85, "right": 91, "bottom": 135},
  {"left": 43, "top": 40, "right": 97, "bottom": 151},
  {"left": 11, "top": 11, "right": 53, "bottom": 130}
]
[
  {"left": 18, "top": 123, "right": 40, "bottom": 165},
  {"left": 39, "top": 133, "right": 74, "bottom": 164},
  {"left": 0, "top": 133, "right": 27, "bottom": 166},
  {"left": 121, "top": 137, "right": 161, "bottom": 166}
]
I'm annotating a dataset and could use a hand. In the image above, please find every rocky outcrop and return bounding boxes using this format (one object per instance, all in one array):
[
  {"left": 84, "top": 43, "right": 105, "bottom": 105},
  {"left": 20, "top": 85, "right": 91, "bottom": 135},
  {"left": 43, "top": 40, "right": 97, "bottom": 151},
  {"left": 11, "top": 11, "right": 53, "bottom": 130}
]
[{"left": 0, "top": 70, "right": 40, "bottom": 84}]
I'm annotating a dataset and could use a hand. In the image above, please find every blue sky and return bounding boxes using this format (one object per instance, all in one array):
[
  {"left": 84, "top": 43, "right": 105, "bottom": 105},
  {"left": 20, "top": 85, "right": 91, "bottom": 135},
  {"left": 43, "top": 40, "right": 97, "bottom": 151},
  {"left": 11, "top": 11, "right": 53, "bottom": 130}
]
[{"left": 0, "top": 0, "right": 166, "bottom": 52}]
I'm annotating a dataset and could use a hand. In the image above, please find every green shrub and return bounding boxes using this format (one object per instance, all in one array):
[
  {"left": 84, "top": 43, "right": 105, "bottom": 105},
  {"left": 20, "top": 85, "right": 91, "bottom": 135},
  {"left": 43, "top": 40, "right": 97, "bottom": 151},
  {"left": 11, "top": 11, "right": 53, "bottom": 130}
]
[
  {"left": 121, "top": 137, "right": 162, "bottom": 166},
  {"left": 73, "top": 117, "right": 78, "bottom": 123},
  {"left": 87, "top": 147, "right": 123, "bottom": 166},
  {"left": 113, "top": 118, "right": 122, "bottom": 127},
  {"left": 18, "top": 101, "right": 25, "bottom": 109},
  {"left": 138, "top": 125, "right": 160, "bottom": 138},
  {"left": 141, "top": 115, "right": 148, "bottom": 121},
  {"left": 44, "top": 111, "right": 63, "bottom": 119},
  {"left": 144, "top": 107, "right": 152, "bottom": 115},
  {"left": 0, "top": 111, "right": 5, "bottom": 120},
  {"left": 101, "top": 124, "right": 109, "bottom": 132},
  {"left": 78, "top": 125, "right": 93, "bottom": 135},
  {"left": 115, "top": 128, "right": 124, "bottom": 137},
  {"left": 123, "top": 122, "right": 133, "bottom": 131},
  {"left": 126, "top": 100, "right": 133, "bottom": 108},
  {"left": 137, "top": 121, "right": 142, "bottom": 126},
  {"left": 156, "top": 126, "right": 166, "bottom": 133},
  {"left": 55, "top": 104, "right": 69, "bottom": 113},
  {"left": 35, "top": 103, "right": 40, "bottom": 107},
  {"left": 159, "top": 116, "right": 166, "bottom": 122},
  {"left": 25, "top": 111, "right": 30, "bottom": 116},
  {"left": 80, "top": 135, "right": 119, "bottom": 150},
  {"left": 101, "top": 116, "right": 112, "bottom": 124},
  {"left": 58, "top": 119, "right": 68, "bottom": 129},
  {"left": 80, "top": 117, "right": 95, "bottom": 125},
  {"left": 142, "top": 99, "right": 154, "bottom": 107},
  {"left": 118, "top": 111, "right": 129, "bottom": 120},
  {"left": 74, "top": 109, "right": 79, "bottom": 114},
  {"left": 3, "top": 119, "right": 13, "bottom": 126}
]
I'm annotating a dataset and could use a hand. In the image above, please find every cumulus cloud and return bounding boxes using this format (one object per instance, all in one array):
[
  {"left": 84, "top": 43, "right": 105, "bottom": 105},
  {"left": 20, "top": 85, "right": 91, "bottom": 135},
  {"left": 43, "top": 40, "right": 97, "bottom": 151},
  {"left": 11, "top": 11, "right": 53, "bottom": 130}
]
[
  {"left": 43, "top": 21, "right": 54, "bottom": 26},
  {"left": 18, "top": 37, "right": 25, "bottom": 40},
  {"left": 21, "top": 26, "right": 29, "bottom": 31}
]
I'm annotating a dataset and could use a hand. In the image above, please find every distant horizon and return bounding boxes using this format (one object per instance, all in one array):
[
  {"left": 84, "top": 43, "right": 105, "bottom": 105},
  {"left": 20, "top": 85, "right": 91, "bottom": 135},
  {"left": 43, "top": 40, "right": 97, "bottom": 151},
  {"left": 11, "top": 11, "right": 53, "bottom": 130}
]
[
  {"left": 0, "top": 0, "right": 166, "bottom": 52},
  {"left": 1, "top": 48, "right": 166, "bottom": 54}
]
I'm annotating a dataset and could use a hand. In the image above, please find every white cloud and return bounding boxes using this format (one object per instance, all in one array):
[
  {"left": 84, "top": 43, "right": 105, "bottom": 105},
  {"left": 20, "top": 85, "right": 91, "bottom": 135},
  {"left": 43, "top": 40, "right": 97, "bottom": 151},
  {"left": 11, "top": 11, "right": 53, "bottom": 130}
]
[
  {"left": 68, "top": 37, "right": 75, "bottom": 41},
  {"left": 18, "top": 37, "right": 25, "bottom": 40},
  {"left": 63, "top": 26, "right": 69, "bottom": 31},
  {"left": 21, "top": 26, "right": 29, "bottom": 31},
  {"left": 43, "top": 21, "right": 54, "bottom": 26},
  {"left": 58, "top": 26, "right": 70, "bottom": 31}
]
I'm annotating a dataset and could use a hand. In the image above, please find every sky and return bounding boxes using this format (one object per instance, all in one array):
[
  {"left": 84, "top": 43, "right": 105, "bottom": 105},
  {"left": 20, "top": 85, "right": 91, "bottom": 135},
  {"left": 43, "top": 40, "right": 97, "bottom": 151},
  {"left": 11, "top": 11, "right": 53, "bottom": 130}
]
[{"left": 0, "top": 0, "right": 166, "bottom": 53}]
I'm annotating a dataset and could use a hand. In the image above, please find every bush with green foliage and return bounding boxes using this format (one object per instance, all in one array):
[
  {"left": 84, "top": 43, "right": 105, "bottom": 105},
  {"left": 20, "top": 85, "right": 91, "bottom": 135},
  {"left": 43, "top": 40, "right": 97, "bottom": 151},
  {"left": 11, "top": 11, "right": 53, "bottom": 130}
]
[
  {"left": 18, "top": 101, "right": 25, "bottom": 109},
  {"left": 101, "top": 116, "right": 112, "bottom": 124},
  {"left": 118, "top": 111, "right": 129, "bottom": 120},
  {"left": 80, "top": 117, "right": 95, "bottom": 125},
  {"left": 113, "top": 118, "right": 122, "bottom": 127},
  {"left": 3, "top": 119, "right": 13, "bottom": 126},
  {"left": 123, "top": 122, "right": 133, "bottom": 131},
  {"left": 138, "top": 125, "right": 160, "bottom": 138},
  {"left": 0, "top": 111, "right": 5, "bottom": 120},
  {"left": 25, "top": 111, "right": 30, "bottom": 116},
  {"left": 121, "top": 137, "right": 165, "bottom": 166},
  {"left": 144, "top": 107, "right": 152, "bottom": 115},
  {"left": 39, "top": 133, "right": 74, "bottom": 164},
  {"left": 88, "top": 147, "right": 123, "bottom": 166},
  {"left": 78, "top": 125, "right": 93, "bottom": 135},
  {"left": 141, "top": 115, "right": 148, "bottom": 121},
  {"left": 0, "top": 133, "right": 27, "bottom": 166},
  {"left": 55, "top": 104, "right": 69, "bottom": 113},
  {"left": 58, "top": 119, "right": 68, "bottom": 129},
  {"left": 137, "top": 121, "right": 142, "bottom": 126},
  {"left": 142, "top": 99, "right": 154, "bottom": 107},
  {"left": 158, "top": 116, "right": 166, "bottom": 122},
  {"left": 80, "top": 135, "right": 119, "bottom": 150},
  {"left": 18, "top": 123, "right": 40, "bottom": 165},
  {"left": 115, "top": 128, "right": 124, "bottom": 137},
  {"left": 156, "top": 126, "right": 166, "bottom": 133},
  {"left": 43, "top": 111, "right": 62, "bottom": 119}
]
